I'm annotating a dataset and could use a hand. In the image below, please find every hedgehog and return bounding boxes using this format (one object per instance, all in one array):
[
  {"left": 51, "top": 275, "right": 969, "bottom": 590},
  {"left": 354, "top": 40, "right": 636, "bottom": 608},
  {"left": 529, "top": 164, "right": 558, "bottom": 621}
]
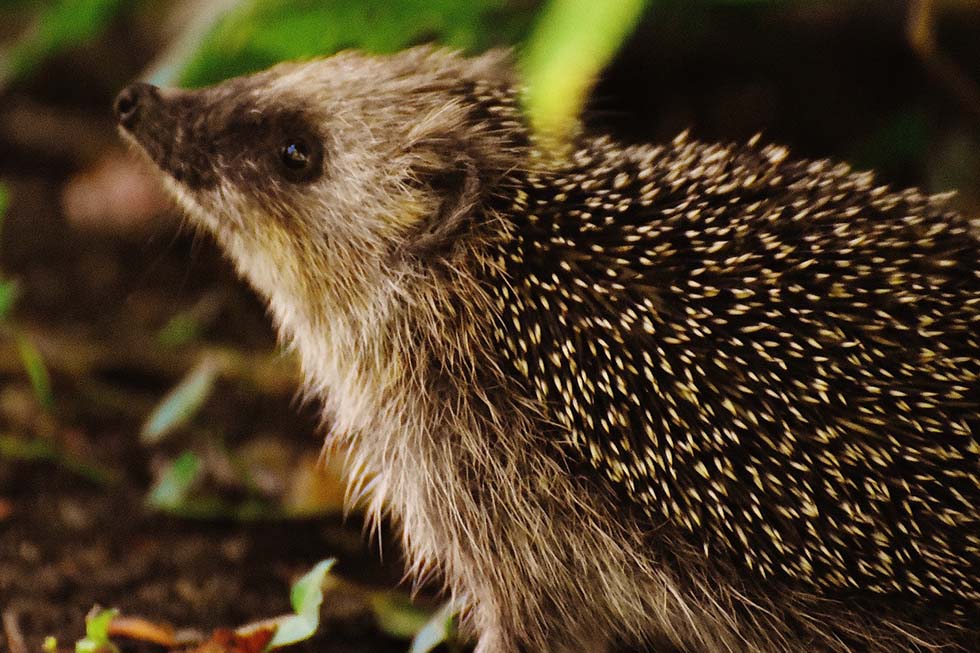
[{"left": 114, "top": 47, "right": 980, "bottom": 653}]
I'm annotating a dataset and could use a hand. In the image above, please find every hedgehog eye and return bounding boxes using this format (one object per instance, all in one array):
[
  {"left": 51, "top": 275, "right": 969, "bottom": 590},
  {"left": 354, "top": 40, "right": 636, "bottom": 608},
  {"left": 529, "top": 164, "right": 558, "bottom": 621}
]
[
  {"left": 280, "top": 140, "right": 311, "bottom": 170},
  {"left": 276, "top": 137, "right": 322, "bottom": 182}
]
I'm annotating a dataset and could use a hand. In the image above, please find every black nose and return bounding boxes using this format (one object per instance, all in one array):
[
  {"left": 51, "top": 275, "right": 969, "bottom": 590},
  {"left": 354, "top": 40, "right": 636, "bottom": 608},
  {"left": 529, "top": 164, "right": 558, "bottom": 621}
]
[{"left": 114, "top": 82, "right": 159, "bottom": 130}]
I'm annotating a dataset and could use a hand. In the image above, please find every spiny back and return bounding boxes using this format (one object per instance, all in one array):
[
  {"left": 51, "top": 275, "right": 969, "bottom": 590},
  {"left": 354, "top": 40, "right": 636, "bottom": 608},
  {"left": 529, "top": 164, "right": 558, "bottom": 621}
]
[{"left": 481, "top": 131, "right": 980, "bottom": 612}]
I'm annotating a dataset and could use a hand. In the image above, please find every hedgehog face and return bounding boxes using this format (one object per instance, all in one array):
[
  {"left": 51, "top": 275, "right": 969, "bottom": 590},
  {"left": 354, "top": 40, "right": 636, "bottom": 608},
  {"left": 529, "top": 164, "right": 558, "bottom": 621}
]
[
  {"left": 116, "top": 48, "right": 524, "bottom": 313},
  {"left": 114, "top": 80, "right": 325, "bottom": 193}
]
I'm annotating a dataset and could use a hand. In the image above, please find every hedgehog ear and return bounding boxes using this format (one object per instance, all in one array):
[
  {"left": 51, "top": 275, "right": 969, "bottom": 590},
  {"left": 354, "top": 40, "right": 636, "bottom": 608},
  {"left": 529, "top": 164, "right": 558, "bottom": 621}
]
[
  {"left": 402, "top": 154, "right": 481, "bottom": 258},
  {"left": 464, "top": 48, "right": 517, "bottom": 85}
]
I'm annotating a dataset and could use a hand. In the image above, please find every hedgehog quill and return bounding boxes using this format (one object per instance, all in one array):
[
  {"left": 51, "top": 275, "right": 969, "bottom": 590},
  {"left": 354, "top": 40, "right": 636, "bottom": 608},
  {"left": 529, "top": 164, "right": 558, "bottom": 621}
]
[{"left": 115, "top": 48, "right": 980, "bottom": 653}]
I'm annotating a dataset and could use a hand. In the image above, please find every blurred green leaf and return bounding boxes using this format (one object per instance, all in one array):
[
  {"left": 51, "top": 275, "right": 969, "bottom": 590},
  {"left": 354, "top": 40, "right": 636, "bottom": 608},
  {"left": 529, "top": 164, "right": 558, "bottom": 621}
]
[
  {"left": 151, "top": 493, "right": 277, "bottom": 520},
  {"left": 156, "top": 312, "right": 203, "bottom": 348},
  {"left": 146, "top": 450, "right": 202, "bottom": 510},
  {"left": 141, "top": 355, "right": 219, "bottom": 444},
  {"left": 75, "top": 607, "right": 119, "bottom": 653},
  {"left": 16, "top": 332, "right": 53, "bottom": 410},
  {"left": 177, "top": 0, "right": 534, "bottom": 87},
  {"left": 0, "top": 183, "right": 8, "bottom": 222},
  {"left": 0, "top": 0, "right": 131, "bottom": 87},
  {"left": 0, "top": 184, "right": 16, "bottom": 320},
  {"left": 145, "top": 447, "right": 284, "bottom": 519},
  {"left": 522, "top": 0, "right": 649, "bottom": 140},
  {"left": 0, "top": 433, "right": 118, "bottom": 485},
  {"left": 408, "top": 602, "right": 457, "bottom": 653},
  {"left": 267, "top": 558, "right": 336, "bottom": 649},
  {"left": 370, "top": 592, "right": 432, "bottom": 641},
  {"left": 0, "top": 279, "right": 21, "bottom": 321}
]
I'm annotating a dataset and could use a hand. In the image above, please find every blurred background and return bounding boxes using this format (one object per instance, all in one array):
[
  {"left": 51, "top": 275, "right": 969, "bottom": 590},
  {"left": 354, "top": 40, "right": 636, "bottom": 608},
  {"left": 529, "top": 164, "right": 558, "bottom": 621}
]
[{"left": 1, "top": 1, "right": 979, "bottom": 652}]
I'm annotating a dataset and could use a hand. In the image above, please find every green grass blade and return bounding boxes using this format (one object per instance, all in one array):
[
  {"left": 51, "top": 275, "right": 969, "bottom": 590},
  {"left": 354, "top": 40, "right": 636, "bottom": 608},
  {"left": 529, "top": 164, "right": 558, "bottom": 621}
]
[
  {"left": 141, "top": 356, "right": 219, "bottom": 444},
  {"left": 408, "top": 602, "right": 457, "bottom": 653},
  {"left": 16, "top": 332, "right": 53, "bottom": 410},
  {"left": 146, "top": 450, "right": 202, "bottom": 511},
  {"left": 521, "top": 0, "right": 649, "bottom": 140}
]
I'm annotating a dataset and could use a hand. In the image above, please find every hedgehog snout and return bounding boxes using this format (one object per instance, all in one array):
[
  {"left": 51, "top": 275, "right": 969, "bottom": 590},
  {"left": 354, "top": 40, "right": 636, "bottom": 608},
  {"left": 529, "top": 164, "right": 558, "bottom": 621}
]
[{"left": 114, "top": 82, "right": 161, "bottom": 131}]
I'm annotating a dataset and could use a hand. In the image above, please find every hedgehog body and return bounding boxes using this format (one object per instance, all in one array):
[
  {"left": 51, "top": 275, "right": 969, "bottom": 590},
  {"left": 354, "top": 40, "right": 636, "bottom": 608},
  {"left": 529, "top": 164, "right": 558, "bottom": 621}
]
[
  {"left": 115, "top": 47, "right": 980, "bottom": 653},
  {"left": 477, "top": 131, "right": 980, "bottom": 652}
]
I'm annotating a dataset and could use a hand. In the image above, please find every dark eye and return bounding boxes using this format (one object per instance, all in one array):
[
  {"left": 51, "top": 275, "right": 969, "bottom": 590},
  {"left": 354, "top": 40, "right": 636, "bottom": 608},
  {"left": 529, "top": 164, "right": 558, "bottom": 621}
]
[
  {"left": 280, "top": 140, "right": 311, "bottom": 170},
  {"left": 276, "top": 137, "right": 322, "bottom": 182}
]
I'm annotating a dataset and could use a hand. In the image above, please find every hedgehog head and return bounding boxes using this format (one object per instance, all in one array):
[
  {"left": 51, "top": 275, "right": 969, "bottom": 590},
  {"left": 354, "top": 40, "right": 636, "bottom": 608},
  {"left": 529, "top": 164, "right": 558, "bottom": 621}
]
[{"left": 115, "top": 47, "right": 525, "bottom": 313}]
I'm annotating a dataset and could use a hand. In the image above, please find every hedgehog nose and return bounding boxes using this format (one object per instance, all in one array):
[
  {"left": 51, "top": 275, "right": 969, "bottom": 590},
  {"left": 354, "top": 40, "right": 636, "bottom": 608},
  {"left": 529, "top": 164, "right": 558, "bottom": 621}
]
[{"left": 114, "top": 82, "right": 159, "bottom": 130}]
